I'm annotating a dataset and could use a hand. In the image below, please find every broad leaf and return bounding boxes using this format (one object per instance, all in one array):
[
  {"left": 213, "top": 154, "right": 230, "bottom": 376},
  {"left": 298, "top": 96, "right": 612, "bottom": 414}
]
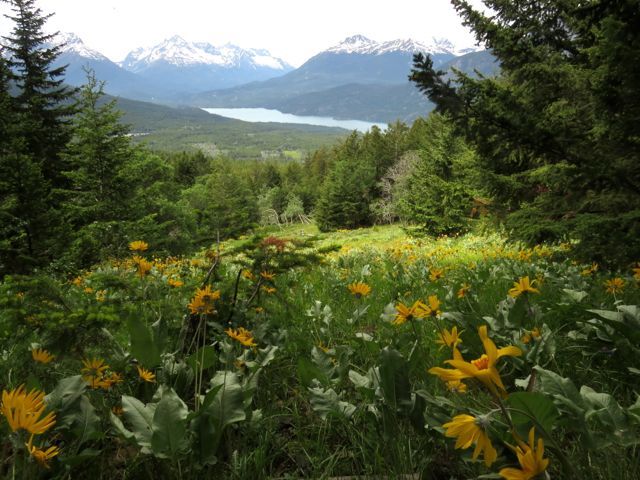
[
  {"left": 127, "top": 316, "right": 161, "bottom": 367},
  {"left": 71, "top": 395, "right": 101, "bottom": 445},
  {"left": 507, "top": 392, "right": 558, "bottom": 436},
  {"left": 151, "top": 387, "right": 189, "bottom": 459},
  {"left": 121, "top": 395, "right": 156, "bottom": 448},
  {"left": 379, "top": 348, "right": 411, "bottom": 411}
]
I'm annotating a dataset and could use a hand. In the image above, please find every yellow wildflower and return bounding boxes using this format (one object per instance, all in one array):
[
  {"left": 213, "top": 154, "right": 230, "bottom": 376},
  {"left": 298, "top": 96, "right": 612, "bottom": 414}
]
[
  {"left": 604, "top": 277, "right": 625, "bottom": 295},
  {"left": 442, "top": 414, "right": 497, "bottom": 467},
  {"left": 242, "top": 269, "right": 255, "bottom": 281},
  {"left": 392, "top": 300, "right": 428, "bottom": 326},
  {"left": 437, "top": 326, "right": 462, "bottom": 349},
  {"left": 81, "top": 358, "right": 110, "bottom": 389},
  {"left": 132, "top": 255, "right": 153, "bottom": 277},
  {"left": 262, "top": 286, "right": 276, "bottom": 294},
  {"left": 508, "top": 276, "right": 540, "bottom": 298},
  {"left": 521, "top": 327, "right": 541, "bottom": 344},
  {"left": 32, "top": 348, "right": 55, "bottom": 364},
  {"left": 111, "top": 406, "right": 124, "bottom": 416},
  {"left": 429, "top": 268, "right": 444, "bottom": 282},
  {"left": 225, "top": 327, "right": 257, "bottom": 347},
  {"left": 446, "top": 380, "right": 467, "bottom": 393},
  {"left": 581, "top": 263, "right": 598, "bottom": 276},
  {"left": 137, "top": 366, "right": 156, "bottom": 383},
  {"left": 457, "top": 283, "right": 471, "bottom": 298},
  {"left": 129, "top": 240, "right": 149, "bottom": 252},
  {"left": 499, "top": 428, "right": 550, "bottom": 480},
  {"left": 260, "top": 271, "right": 276, "bottom": 281},
  {"left": 423, "top": 295, "right": 442, "bottom": 317},
  {"left": 25, "top": 439, "right": 60, "bottom": 469},
  {"left": 347, "top": 282, "right": 372, "bottom": 298},
  {"left": 1, "top": 386, "right": 56, "bottom": 435},
  {"left": 168, "top": 278, "right": 184, "bottom": 288},
  {"left": 188, "top": 285, "right": 221, "bottom": 315},
  {"left": 429, "top": 326, "right": 522, "bottom": 397}
]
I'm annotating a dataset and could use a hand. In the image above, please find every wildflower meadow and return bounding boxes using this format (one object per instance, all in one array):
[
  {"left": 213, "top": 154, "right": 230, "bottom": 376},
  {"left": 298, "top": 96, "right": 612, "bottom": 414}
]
[{"left": 1, "top": 225, "right": 639, "bottom": 478}]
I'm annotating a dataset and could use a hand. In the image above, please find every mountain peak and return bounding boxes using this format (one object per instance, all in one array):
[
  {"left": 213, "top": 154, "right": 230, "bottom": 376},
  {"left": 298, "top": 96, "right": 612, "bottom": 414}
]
[
  {"left": 327, "top": 35, "right": 375, "bottom": 54},
  {"left": 119, "top": 37, "right": 292, "bottom": 73},
  {"left": 324, "top": 35, "right": 475, "bottom": 56},
  {"left": 51, "top": 32, "right": 109, "bottom": 61}
]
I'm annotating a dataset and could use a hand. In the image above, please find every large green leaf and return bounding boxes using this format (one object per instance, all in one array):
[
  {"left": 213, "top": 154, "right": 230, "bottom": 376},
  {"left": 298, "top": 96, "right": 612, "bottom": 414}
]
[
  {"left": 45, "top": 375, "right": 88, "bottom": 429},
  {"left": 190, "top": 374, "right": 246, "bottom": 465},
  {"left": 507, "top": 392, "right": 558, "bottom": 436},
  {"left": 187, "top": 346, "right": 217, "bottom": 372},
  {"left": 71, "top": 395, "right": 101, "bottom": 445},
  {"left": 121, "top": 395, "right": 156, "bottom": 449},
  {"left": 127, "top": 316, "right": 161, "bottom": 367},
  {"left": 533, "top": 366, "right": 585, "bottom": 418},
  {"left": 45, "top": 375, "right": 87, "bottom": 412},
  {"left": 378, "top": 348, "right": 411, "bottom": 411},
  {"left": 151, "top": 387, "right": 189, "bottom": 459},
  {"left": 308, "top": 383, "right": 356, "bottom": 420},
  {"left": 207, "top": 371, "right": 246, "bottom": 428}
]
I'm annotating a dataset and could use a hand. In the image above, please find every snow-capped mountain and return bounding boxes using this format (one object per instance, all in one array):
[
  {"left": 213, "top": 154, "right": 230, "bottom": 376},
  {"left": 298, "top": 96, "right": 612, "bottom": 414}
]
[
  {"left": 53, "top": 32, "right": 110, "bottom": 61},
  {"left": 120, "top": 35, "right": 292, "bottom": 73},
  {"left": 192, "top": 34, "right": 494, "bottom": 123},
  {"left": 116, "top": 35, "right": 293, "bottom": 94},
  {"left": 325, "top": 34, "right": 479, "bottom": 57}
]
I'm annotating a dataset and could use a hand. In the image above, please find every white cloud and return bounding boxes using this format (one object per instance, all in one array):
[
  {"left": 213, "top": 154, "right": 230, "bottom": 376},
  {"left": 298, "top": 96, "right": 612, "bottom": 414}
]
[{"left": 1, "top": 0, "right": 486, "bottom": 66}]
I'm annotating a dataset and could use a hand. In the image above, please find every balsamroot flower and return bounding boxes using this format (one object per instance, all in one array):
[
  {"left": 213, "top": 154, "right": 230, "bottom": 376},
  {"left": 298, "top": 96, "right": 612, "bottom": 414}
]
[
  {"left": 81, "top": 357, "right": 110, "bottom": 389},
  {"left": 260, "top": 271, "right": 276, "bottom": 281},
  {"left": 25, "top": 438, "right": 60, "bottom": 469},
  {"left": 521, "top": 327, "right": 541, "bottom": 344},
  {"left": 392, "top": 300, "right": 428, "bottom": 325},
  {"left": 508, "top": 277, "right": 540, "bottom": 298},
  {"left": 443, "top": 414, "right": 497, "bottom": 467},
  {"left": 225, "top": 327, "right": 257, "bottom": 347},
  {"left": 429, "top": 268, "right": 445, "bottom": 282},
  {"left": 347, "top": 282, "right": 371, "bottom": 298},
  {"left": 132, "top": 255, "right": 153, "bottom": 277},
  {"left": 429, "top": 326, "right": 522, "bottom": 397},
  {"left": 499, "top": 427, "right": 549, "bottom": 480},
  {"left": 604, "top": 277, "right": 625, "bottom": 295},
  {"left": 457, "top": 283, "right": 471, "bottom": 298},
  {"left": 437, "top": 326, "right": 462, "bottom": 349},
  {"left": 137, "top": 366, "right": 156, "bottom": 383},
  {"left": 32, "top": 348, "right": 55, "bottom": 364},
  {"left": 128, "top": 240, "right": 149, "bottom": 252},
  {"left": 423, "top": 295, "right": 442, "bottom": 317},
  {"left": 188, "top": 285, "right": 221, "bottom": 315},
  {"left": 1, "top": 386, "right": 56, "bottom": 435}
]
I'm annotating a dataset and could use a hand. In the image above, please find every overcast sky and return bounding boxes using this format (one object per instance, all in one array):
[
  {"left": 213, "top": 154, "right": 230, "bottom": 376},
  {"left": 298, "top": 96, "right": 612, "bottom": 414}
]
[{"left": 1, "top": 0, "right": 486, "bottom": 66}]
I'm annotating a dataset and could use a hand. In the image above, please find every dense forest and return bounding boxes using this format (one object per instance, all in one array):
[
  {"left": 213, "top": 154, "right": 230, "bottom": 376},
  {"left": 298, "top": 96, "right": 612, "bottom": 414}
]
[{"left": 1, "top": 0, "right": 639, "bottom": 479}]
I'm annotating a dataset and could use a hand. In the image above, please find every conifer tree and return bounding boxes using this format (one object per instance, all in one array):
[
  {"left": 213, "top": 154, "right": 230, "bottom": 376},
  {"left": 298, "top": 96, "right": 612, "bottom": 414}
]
[
  {"left": 0, "top": 0, "right": 75, "bottom": 272},
  {"left": 410, "top": 0, "right": 640, "bottom": 265},
  {"left": 3, "top": 0, "right": 75, "bottom": 187},
  {"left": 63, "top": 70, "right": 133, "bottom": 225},
  {"left": 0, "top": 49, "right": 52, "bottom": 273}
]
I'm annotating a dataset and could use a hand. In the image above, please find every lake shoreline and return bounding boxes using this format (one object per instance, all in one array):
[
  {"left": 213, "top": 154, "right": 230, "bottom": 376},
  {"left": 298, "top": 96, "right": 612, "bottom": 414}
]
[{"left": 202, "top": 107, "right": 386, "bottom": 133}]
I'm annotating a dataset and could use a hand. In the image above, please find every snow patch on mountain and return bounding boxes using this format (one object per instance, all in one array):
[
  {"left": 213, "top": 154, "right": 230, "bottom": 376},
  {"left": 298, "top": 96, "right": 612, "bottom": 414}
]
[
  {"left": 120, "top": 36, "right": 291, "bottom": 72},
  {"left": 53, "top": 32, "right": 110, "bottom": 61},
  {"left": 326, "top": 35, "right": 479, "bottom": 56}
]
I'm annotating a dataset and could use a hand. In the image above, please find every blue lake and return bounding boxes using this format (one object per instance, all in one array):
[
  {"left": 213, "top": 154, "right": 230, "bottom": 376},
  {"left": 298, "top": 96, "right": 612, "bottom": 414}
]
[{"left": 202, "top": 107, "right": 386, "bottom": 133}]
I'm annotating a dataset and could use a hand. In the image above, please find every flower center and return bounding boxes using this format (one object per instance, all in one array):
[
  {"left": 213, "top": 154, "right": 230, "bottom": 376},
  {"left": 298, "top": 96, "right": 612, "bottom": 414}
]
[{"left": 471, "top": 354, "right": 490, "bottom": 370}]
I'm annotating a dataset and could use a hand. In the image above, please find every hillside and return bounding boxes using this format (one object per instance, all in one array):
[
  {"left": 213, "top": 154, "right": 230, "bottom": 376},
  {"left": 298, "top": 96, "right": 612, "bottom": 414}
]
[{"left": 108, "top": 95, "right": 347, "bottom": 157}]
